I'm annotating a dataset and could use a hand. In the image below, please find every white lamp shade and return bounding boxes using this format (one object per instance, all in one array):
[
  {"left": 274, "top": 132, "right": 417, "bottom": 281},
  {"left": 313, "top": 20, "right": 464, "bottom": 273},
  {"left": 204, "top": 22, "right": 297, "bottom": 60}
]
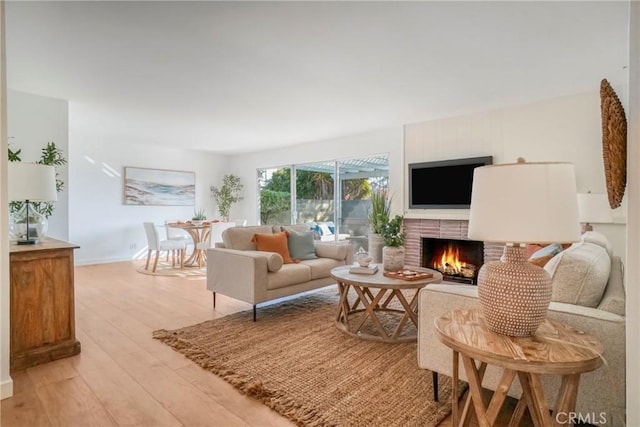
[
  {"left": 468, "top": 161, "right": 581, "bottom": 244},
  {"left": 8, "top": 162, "right": 58, "bottom": 202},
  {"left": 577, "top": 193, "right": 613, "bottom": 224}
]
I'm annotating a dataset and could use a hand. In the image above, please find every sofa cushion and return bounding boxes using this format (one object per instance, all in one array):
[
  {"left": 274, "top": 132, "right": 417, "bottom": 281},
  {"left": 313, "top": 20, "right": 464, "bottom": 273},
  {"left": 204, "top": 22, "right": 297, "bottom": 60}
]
[
  {"left": 223, "top": 225, "right": 273, "bottom": 251},
  {"left": 582, "top": 231, "right": 613, "bottom": 256},
  {"left": 544, "top": 241, "right": 611, "bottom": 307},
  {"left": 267, "top": 264, "right": 312, "bottom": 290},
  {"left": 279, "top": 224, "right": 310, "bottom": 234},
  {"left": 314, "top": 242, "right": 349, "bottom": 261},
  {"left": 252, "top": 251, "right": 284, "bottom": 272},
  {"left": 252, "top": 232, "right": 295, "bottom": 264},
  {"left": 300, "top": 257, "right": 345, "bottom": 280},
  {"left": 288, "top": 231, "right": 318, "bottom": 261}
]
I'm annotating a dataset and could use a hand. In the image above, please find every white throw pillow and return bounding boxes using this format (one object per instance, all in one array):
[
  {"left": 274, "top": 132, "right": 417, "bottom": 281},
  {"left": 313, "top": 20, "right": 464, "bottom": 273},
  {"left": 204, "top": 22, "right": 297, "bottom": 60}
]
[{"left": 544, "top": 241, "right": 611, "bottom": 308}]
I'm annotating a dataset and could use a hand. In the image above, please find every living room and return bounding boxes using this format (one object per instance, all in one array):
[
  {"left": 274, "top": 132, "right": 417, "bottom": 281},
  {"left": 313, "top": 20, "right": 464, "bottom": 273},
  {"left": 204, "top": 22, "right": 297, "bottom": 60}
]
[{"left": 1, "top": 1, "right": 639, "bottom": 426}]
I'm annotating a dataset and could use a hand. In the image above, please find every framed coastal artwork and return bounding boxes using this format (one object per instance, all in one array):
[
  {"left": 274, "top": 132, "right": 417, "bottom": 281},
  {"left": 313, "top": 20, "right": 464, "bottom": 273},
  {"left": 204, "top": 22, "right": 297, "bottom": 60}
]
[{"left": 124, "top": 167, "right": 195, "bottom": 206}]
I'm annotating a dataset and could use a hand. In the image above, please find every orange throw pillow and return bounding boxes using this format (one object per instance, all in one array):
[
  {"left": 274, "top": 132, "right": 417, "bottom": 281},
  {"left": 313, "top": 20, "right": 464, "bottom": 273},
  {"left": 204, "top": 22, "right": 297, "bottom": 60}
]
[{"left": 251, "top": 232, "right": 295, "bottom": 264}]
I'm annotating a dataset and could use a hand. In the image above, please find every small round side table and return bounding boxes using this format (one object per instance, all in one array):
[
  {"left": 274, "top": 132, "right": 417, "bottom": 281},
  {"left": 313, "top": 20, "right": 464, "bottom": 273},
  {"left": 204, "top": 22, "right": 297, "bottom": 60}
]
[{"left": 435, "top": 309, "right": 603, "bottom": 427}]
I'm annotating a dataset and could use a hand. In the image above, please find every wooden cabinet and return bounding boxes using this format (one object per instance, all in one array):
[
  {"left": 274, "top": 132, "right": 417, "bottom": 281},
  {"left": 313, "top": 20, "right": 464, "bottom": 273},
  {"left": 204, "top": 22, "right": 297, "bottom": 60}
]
[{"left": 9, "top": 238, "right": 81, "bottom": 371}]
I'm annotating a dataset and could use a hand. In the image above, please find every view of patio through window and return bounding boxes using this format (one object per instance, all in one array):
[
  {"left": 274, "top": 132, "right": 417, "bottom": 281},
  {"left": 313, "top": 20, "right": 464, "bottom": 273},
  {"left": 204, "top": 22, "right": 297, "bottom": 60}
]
[{"left": 257, "top": 154, "right": 389, "bottom": 253}]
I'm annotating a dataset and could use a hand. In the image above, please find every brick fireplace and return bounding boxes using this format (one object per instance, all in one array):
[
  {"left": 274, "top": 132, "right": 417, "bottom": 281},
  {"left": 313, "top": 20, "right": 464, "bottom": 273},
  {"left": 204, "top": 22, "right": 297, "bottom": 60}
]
[{"left": 404, "top": 218, "right": 504, "bottom": 283}]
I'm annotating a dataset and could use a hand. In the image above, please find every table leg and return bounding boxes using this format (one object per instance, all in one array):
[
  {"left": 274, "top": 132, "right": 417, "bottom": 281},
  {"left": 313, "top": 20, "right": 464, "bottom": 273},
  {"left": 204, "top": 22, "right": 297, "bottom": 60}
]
[
  {"left": 351, "top": 286, "right": 390, "bottom": 339},
  {"left": 552, "top": 374, "right": 581, "bottom": 426},
  {"left": 452, "top": 350, "right": 459, "bottom": 426},
  {"left": 336, "top": 282, "right": 351, "bottom": 327},
  {"left": 518, "top": 372, "right": 552, "bottom": 427},
  {"left": 461, "top": 355, "right": 491, "bottom": 427}
]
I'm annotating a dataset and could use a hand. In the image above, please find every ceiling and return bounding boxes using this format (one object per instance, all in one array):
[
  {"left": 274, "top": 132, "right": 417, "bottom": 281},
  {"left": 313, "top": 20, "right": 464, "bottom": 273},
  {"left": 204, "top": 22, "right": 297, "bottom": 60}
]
[{"left": 5, "top": 1, "right": 630, "bottom": 155}]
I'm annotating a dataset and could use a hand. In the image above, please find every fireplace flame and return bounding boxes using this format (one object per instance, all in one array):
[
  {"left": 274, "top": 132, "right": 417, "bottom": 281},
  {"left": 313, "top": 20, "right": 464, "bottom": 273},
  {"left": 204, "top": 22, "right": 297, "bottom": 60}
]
[{"left": 434, "top": 244, "right": 466, "bottom": 274}]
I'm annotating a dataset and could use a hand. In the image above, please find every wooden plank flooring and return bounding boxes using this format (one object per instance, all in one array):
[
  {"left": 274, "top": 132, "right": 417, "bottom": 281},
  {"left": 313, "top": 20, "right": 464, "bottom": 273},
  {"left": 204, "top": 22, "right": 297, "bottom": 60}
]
[
  {"left": 1, "top": 261, "right": 526, "bottom": 426},
  {"left": 1, "top": 261, "right": 295, "bottom": 427}
]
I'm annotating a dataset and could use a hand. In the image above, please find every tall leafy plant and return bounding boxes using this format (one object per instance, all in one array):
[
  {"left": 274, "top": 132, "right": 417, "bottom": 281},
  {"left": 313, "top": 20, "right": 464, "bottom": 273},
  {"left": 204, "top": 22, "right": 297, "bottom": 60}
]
[
  {"left": 8, "top": 142, "right": 67, "bottom": 218},
  {"left": 210, "top": 174, "right": 243, "bottom": 220},
  {"left": 368, "top": 189, "right": 391, "bottom": 234}
]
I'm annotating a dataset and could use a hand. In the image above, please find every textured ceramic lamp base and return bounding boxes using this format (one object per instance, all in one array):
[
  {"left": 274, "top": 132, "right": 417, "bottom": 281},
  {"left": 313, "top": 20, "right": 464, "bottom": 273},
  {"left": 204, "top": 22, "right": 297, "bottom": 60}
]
[{"left": 477, "top": 244, "right": 552, "bottom": 337}]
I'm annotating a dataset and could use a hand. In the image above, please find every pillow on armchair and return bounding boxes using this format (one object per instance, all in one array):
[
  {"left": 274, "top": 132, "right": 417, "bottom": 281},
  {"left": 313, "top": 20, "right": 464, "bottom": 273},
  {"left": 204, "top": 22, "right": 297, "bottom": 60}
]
[{"left": 544, "top": 239, "right": 611, "bottom": 308}]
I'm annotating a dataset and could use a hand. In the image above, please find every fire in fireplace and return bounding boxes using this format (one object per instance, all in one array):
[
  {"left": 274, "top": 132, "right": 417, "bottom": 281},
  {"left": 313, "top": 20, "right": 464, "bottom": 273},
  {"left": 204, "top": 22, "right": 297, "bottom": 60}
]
[{"left": 422, "top": 238, "right": 484, "bottom": 285}]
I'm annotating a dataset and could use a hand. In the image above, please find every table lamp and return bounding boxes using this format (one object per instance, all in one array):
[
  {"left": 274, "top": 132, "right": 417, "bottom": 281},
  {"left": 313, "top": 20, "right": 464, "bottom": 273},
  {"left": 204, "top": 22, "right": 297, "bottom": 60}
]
[
  {"left": 8, "top": 162, "right": 58, "bottom": 245},
  {"left": 468, "top": 158, "right": 581, "bottom": 336},
  {"left": 577, "top": 192, "right": 613, "bottom": 232}
]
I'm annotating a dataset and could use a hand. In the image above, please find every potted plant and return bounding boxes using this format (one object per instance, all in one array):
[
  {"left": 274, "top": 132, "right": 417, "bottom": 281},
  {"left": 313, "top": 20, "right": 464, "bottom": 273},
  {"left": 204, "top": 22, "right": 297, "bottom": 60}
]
[
  {"left": 192, "top": 208, "right": 207, "bottom": 225},
  {"left": 368, "top": 189, "right": 391, "bottom": 263},
  {"left": 380, "top": 214, "right": 405, "bottom": 272},
  {"left": 210, "top": 174, "right": 243, "bottom": 222}
]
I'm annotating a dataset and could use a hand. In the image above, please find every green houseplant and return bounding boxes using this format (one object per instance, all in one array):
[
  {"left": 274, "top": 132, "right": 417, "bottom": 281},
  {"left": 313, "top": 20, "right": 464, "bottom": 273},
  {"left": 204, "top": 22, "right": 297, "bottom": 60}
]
[
  {"left": 380, "top": 214, "right": 405, "bottom": 272},
  {"left": 192, "top": 208, "right": 207, "bottom": 224},
  {"left": 210, "top": 174, "right": 243, "bottom": 221},
  {"left": 368, "top": 189, "right": 391, "bottom": 263}
]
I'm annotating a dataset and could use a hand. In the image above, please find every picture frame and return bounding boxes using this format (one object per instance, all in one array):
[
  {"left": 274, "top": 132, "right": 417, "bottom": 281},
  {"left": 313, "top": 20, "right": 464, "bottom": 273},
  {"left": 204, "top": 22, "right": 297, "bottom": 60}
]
[{"left": 124, "top": 167, "right": 195, "bottom": 206}]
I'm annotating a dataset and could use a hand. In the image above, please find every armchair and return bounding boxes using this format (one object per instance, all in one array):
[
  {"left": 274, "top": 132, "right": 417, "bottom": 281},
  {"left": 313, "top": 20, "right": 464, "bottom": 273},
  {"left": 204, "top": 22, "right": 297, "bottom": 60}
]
[{"left": 418, "top": 241, "right": 625, "bottom": 422}]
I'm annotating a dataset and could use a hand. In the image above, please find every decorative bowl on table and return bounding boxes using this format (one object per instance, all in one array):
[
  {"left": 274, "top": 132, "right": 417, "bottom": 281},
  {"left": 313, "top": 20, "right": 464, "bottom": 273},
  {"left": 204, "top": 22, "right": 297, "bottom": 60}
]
[{"left": 356, "top": 251, "right": 373, "bottom": 268}]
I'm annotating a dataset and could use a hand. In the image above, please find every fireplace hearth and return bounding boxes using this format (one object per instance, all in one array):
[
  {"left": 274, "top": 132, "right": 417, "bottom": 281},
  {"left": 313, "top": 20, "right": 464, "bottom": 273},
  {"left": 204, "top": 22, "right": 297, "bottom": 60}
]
[{"left": 422, "top": 237, "right": 484, "bottom": 285}]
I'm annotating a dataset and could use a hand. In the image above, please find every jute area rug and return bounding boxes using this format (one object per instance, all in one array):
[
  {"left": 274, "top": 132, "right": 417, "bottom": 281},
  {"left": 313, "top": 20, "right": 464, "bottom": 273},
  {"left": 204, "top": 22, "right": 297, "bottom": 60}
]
[{"left": 153, "top": 287, "right": 457, "bottom": 427}]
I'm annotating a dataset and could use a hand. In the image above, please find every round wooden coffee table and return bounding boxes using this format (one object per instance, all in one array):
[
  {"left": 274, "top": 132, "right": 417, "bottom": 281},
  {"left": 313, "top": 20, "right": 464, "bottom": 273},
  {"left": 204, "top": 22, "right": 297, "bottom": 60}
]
[{"left": 330, "top": 265, "right": 442, "bottom": 342}]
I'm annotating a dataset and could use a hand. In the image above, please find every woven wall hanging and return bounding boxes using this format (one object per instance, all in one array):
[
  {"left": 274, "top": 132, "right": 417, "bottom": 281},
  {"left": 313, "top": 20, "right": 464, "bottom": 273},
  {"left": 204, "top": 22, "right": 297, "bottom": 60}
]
[{"left": 600, "top": 79, "right": 627, "bottom": 209}]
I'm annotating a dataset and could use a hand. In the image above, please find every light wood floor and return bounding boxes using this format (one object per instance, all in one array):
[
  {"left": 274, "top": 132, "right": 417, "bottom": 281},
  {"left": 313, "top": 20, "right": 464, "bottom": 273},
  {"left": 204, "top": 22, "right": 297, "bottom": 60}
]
[{"left": 1, "top": 261, "right": 525, "bottom": 427}]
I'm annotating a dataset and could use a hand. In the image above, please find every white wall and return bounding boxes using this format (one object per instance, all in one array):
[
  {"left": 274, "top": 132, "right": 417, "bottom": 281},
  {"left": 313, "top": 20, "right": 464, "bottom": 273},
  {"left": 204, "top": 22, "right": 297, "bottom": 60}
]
[
  {"left": 68, "top": 104, "right": 229, "bottom": 264},
  {"left": 6, "top": 89, "right": 69, "bottom": 241},
  {"left": 625, "top": 2, "right": 639, "bottom": 425},
  {"left": 0, "top": 0, "right": 13, "bottom": 400},
  {"left": 404, "top": 91, "right": 627, "bottom": 259},
  {"left": 228, "top": 127, "right": 404, "bottom": 223}
]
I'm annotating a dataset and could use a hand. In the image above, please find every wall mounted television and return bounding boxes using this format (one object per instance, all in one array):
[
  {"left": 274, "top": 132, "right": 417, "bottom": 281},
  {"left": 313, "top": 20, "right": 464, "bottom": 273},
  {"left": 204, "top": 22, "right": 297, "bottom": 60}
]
[{"left": 409, "top": 156, "right": 493, "bottom": 209}]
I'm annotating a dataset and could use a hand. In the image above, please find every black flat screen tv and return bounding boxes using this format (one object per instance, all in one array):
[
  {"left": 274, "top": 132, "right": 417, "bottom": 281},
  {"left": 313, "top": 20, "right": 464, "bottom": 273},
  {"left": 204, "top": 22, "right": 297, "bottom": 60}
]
[{"left": 409, "top": 156, "right": 493, "bottom": 209}]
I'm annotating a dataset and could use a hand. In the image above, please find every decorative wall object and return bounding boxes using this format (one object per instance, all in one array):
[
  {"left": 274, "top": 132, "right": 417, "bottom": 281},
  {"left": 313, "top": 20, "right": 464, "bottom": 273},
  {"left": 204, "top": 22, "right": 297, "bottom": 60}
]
[
  {"left": 124, "top": 167, "right": 195, "bottom": 206},
  {"left": 600, "top": 79, "right": 627, "bottom": 209}
]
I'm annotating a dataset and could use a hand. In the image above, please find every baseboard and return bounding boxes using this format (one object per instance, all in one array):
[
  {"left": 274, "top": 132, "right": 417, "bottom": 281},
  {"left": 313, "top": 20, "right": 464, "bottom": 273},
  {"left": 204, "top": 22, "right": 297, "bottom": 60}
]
[
  {"left": 74, "top": 256, "right": 133, "bottom": 266},
  {"left": 1, "top": 377, "right": 14, "bottom": 400}
]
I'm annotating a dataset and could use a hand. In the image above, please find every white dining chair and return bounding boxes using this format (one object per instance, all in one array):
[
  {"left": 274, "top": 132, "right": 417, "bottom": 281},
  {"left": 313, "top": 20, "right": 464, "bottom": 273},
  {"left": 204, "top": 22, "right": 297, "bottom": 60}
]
[
  {"left": 143, "top": 222, "right": 186, "bottom": 272},
  {"left": 229, "top": 219, "right": 247, "bottom": 226},
  {"left": 195, "top": 222, "right": 236, "bottom": 267}
]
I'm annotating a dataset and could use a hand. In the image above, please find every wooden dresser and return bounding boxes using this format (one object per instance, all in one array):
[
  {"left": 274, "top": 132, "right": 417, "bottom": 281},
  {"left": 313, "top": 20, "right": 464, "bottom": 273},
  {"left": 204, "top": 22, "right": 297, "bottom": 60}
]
[{"left": 9, "top": 238, "right": 81, "bottom": 371}]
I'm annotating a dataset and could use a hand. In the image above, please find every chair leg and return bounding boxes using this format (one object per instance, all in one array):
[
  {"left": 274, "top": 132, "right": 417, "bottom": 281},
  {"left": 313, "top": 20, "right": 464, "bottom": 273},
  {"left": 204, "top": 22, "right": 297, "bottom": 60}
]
[
  {"left": 152, "top": 250, "right": 160, "bottom": 272},
  {"left": 253, "top": 305, "right": 257, "bottom": 322},
  {"left": 180, "top": 249, "right": 184, "bottom": 269},
  {"left": 432, "top": 371, "right": 439, "bottom": 402},
  {"left": 145, "top": 249, "right": 152, "bottom": 270},
  {"left": 213, "top": 292, "right": 216, "bottom": 308}
]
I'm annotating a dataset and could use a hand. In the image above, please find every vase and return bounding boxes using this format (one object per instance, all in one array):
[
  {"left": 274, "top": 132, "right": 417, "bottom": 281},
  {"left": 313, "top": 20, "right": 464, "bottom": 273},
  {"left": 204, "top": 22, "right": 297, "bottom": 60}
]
[
  {"left": 368, "top": 233, "right": 384, "bottom": 263},
  {"left": 477, "top": 244, "right": 552, "bottom": 337},
  {"left": 382, "top": 246, "right": 405, "bottom": 272}
]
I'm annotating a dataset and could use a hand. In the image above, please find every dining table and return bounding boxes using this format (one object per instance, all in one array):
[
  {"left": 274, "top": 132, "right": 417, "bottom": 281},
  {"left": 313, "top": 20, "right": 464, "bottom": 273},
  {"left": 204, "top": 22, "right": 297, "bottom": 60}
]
[{"left": 166, "top": 222, "right": 212, "bottom": 267}]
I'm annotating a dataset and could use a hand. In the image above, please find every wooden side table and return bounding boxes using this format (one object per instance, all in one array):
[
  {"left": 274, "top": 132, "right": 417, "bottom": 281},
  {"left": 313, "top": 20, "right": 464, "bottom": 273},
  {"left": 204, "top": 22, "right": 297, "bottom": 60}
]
[{"left": 435, "top": 309, "right": 603, "bottom": 427}]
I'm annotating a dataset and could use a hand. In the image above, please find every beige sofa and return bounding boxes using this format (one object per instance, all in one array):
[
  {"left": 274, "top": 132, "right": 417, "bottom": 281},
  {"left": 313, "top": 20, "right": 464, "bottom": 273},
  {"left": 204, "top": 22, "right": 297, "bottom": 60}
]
[
  {"left": 207, "top": 225, "right": 352, "bottom": 320},
  {"left": 417, "top": 232, "right": 626, "bottom": 424}
]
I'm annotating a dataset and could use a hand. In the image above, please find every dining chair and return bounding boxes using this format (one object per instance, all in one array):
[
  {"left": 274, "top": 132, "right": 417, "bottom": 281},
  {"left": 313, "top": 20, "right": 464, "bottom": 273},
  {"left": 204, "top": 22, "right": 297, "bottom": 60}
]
[
  {"left": 195, "top": 222, "right": 236, "bottom": 267},
  {"left": 143, "top": 222, "right": 186, "bottom": 272},
  {"left": 229, "top": 219, "right": 247, "bottom": 226}
]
